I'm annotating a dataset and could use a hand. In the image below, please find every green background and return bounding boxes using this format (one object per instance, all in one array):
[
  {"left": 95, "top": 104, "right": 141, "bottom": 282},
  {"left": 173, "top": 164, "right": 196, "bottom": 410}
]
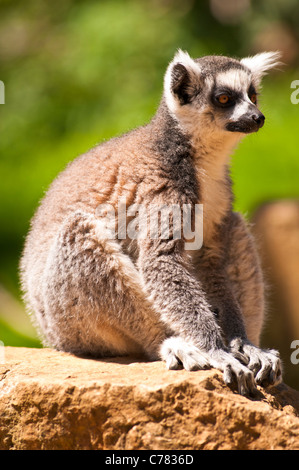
[{"left": 0, "top": 0, "right": 298, "bottom": 385}]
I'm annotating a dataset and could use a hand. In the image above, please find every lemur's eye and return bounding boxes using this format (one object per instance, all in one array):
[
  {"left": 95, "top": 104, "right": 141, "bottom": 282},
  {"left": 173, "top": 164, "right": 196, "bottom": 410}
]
[
  {"left": 250, "top": 93, "right": 257, "bottom": 104},
  {"left": 218, "top": 94, "right": 229, "bottom": 104},
  {"left": 213, "top": 91, "right": 236, "bottom": 107}
]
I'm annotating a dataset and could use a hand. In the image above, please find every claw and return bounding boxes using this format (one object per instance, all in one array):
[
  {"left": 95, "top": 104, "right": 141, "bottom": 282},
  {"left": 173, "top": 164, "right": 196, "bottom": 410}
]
[
  {"left": 231, "top": 349, "right": 249, "bottom": 366},
  {"left": 209, "top": 349, "right": 258, "bottom": 397},
  {"left": 231, "top": 341, "right": 283, "bottom": 388}
]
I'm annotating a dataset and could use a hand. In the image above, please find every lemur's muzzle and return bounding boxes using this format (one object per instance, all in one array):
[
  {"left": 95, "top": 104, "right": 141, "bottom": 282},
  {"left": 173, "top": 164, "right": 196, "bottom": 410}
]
[{"left": 226, "top": 111, "right": 265, "bottom": 134}]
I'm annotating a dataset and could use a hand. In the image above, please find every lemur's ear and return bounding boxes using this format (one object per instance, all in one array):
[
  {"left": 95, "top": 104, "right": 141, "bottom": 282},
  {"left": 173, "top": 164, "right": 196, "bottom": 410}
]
[
  {"left": 241, "top": 51, "right": 282, "bottom": 85},
  {"left": 164, "top": 50, "right": 201, "bottom": 110}
]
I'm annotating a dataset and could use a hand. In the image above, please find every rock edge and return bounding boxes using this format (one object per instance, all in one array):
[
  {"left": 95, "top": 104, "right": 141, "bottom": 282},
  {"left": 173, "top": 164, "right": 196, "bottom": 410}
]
[{"left": 0, "top": 347, "right": 299, "bottom": 450}]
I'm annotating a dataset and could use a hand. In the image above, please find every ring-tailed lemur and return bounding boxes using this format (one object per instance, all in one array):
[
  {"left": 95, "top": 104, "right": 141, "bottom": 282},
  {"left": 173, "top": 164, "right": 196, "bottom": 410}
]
[{"left": 20, "top": 50, "right": 282, "bottom": 396}]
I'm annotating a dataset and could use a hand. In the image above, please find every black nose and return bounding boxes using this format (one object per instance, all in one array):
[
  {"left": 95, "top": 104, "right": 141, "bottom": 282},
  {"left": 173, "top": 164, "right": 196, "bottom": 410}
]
[{"left": 252, "top": 113, "right": 265, "bottom": 129}]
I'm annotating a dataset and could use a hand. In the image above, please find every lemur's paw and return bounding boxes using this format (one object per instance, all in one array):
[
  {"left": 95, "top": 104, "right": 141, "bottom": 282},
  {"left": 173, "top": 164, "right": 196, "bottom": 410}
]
[
  {"left": 230, "top": 339, "right": 282, "bottom": 387},
  {"left": 160, "top": 338, "right": 260, "bottom": 396},
  {"left": 160, "top": 337, "right": 210, "bottom": 371},
  {"left": 207, "top": 349, "right": 257, "bottom": 396}
]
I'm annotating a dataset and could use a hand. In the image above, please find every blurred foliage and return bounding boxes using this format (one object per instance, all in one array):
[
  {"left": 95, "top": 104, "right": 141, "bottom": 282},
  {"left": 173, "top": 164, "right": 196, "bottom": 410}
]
[
  {"left": 0, "top": 0, "right": 298, "bottom": 360},
  {"left": 0, "top": 317, "right": 40, "bottom": 347}
]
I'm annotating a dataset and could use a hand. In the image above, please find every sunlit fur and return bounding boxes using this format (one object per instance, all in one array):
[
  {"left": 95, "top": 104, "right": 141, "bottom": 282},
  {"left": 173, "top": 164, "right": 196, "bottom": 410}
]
[{"left": 20, "top": 50, "right": 282, "bottom": 395}]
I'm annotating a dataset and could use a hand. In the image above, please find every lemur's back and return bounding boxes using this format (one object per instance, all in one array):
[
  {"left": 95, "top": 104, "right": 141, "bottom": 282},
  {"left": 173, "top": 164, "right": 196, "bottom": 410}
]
[{"left": 21, "top": 124, "right": 154, "bottom": 280}]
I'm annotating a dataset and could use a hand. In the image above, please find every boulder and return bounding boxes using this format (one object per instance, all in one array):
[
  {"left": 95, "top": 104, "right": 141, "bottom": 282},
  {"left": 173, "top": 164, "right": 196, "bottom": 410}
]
[{"left": 0, "top": 347, "right": 299, "bottom": 450}]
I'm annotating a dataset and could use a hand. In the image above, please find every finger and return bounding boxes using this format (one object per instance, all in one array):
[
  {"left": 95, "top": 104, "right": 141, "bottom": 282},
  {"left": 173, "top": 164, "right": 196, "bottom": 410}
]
[
  {"left": 231, "top": 349, "right": 249, "bottom": 366},
  {"left": 269, "top": 355, "right": 283, "bottom": 385},
  {"left": 180, "top": 349, "right": 210, "bottom": 371},
  {"left": 247, "top": 355, "right": 261, "bottom": 375},
  {"left": 166, "top": 354, "right": 182, "bottom": 370},
  {"left": 237, "top": 369, "right": 256, "bottom": 396},
  {"left": 246, "top": 370, "right": 258, "bottom": 397},
  {"left": 255, "top": 358, "right": 272, "bottom": 385},
  {"left": 223, "top": 364, "right": 234, "bottom": 386},
  {"left": 238, "top": 373, "right": 248, "bottom": 396}
]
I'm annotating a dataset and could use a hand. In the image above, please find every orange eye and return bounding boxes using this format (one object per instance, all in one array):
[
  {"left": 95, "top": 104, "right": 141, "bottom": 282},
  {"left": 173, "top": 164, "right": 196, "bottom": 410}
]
[
  {"left": 250, "top": 93, "right": 257, "bottom": 104},
  {"left": 218, "top": 94, "right": 229, "bottom": 104}
]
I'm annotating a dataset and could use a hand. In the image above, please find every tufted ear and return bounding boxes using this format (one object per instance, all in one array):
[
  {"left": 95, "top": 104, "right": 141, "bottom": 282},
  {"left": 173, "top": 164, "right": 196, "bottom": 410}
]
[
  {"left": 241, "top": 51, "right": 282, "bottom": 86},
  {"left": 164, "top": 50, "right": 201, "bottom": 111}
]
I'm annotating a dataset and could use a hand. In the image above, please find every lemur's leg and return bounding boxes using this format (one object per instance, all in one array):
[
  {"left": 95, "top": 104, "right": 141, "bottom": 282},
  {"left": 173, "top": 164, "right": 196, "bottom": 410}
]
[
  {"left": 192, "top": 211, "right": 281, "bottom": 387},
  {"left": 39, "top": 211, "right": 166, "bottom": 358},
  {"left": 226, "top": 212, "right": 264, "bottom": 346},
  {"left": 225, "top": 212, "right": 282, "bottom": 386},
  {"left": 38, "top": 211, "right": 208, "bottom": 371},
  {"left": 138, "top": 230, "right": 258, "bottom": 396}
]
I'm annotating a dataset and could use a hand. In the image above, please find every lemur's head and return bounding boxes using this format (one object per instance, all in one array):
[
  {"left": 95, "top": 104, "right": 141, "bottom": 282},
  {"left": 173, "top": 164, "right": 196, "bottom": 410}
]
[{"left": 164, "top": 50, "right": 281, "bottom": 138}]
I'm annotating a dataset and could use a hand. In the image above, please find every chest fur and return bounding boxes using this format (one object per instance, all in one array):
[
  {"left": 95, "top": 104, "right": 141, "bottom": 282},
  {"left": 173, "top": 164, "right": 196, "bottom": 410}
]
[{"left": 195, "top": 160, "right": 231, "bottom": 245}]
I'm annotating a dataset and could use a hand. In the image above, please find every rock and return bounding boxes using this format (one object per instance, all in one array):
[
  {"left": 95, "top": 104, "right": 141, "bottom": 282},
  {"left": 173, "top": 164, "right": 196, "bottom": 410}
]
[
  {"left": 0, "top": 347, "right": 299, "bottom": 450},
  {"left": 252, "top": 200, "right": 299, "bottom": 390}
]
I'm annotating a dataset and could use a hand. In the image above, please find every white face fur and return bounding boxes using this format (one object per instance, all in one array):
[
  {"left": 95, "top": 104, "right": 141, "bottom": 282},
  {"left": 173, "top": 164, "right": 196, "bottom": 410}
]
[{"left": 164, "top": 50, "right": 281, "bottom": 140}]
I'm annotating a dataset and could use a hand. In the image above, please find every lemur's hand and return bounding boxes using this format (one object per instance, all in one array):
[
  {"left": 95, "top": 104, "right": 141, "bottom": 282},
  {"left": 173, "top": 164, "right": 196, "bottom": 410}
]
[
  {"left": 229, "top": 338, "right": 282, "bottom": 387},
  {"left": 161, "top": 337, "right": 258, "bottom": 396},
  {"left": 207, "top": 348, "right": 257, "bottom": 396}
]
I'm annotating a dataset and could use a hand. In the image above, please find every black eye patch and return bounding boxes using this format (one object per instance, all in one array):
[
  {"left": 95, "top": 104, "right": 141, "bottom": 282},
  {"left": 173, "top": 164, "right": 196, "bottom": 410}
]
[
  {"left": 211, "top": 86, "right": 242, "bottom": 108},
  {"left": 248, "top": 83, "right": 257, "bottom": 97},
  {"left": 247, "top": 83, "right": 258, "bottom": 103}
]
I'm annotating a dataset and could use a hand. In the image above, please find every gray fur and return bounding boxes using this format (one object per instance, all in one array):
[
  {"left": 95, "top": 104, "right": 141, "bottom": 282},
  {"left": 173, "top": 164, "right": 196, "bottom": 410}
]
[{"left": 20, "top": 50, "right": 282, "bottom": 395}]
